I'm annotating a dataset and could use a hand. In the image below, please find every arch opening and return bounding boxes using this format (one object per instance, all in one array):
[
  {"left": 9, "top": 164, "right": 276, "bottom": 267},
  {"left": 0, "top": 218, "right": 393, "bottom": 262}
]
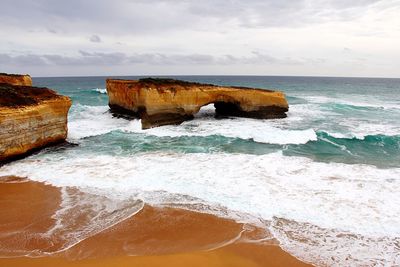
[
  {"left": 195, "top": 100, "right": 243, "bottom": 120},
  {"left": 214, "top": 101, "right": 243, "bottom": 118}
]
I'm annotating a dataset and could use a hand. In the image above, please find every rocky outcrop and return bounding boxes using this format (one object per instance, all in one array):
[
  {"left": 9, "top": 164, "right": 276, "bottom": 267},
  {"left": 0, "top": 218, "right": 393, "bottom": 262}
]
[
  {"left": 107, "top": 78, "right": 289, "bottom": 129},
  {"left": 0, "top": 73, "right": 32, "bottom": 86},
  {"left": 0, "top": 82, "right": 72, "bottom": 163}
]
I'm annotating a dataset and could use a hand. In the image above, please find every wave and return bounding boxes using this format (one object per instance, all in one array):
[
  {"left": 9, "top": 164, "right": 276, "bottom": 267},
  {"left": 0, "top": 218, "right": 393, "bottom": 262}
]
[
  {"left": 328, "top": 121, "right": 400, "bottom": 140},
  {"left": 270, "top": 217, "right": 400, "bottom": 267},
  {"left": 67, "top": 105, "right": 135, "bottom": 140},
  {"left": 0, "top": 182, "right": 144, "bottom": 258},
  {"left": 278, "top": 101, "right": 400, "bottom": 139},
  {"left": 1, "top": 151, "right": 399, "bottom": 265},
  {"left": 63, "top": 128, "right": 400, "bottom": 170},
  {"left": 67, "top": 104, "right": 399, "bottom": 146},
  {"left": 134, "top": 119, "right": 317, "bottom": 145},
  {"left": 136, "top": 104, "right": 318, "bottom": 145},
  {"left": 285, "top": 131, "right": 400, "bottom": 168},
  {"left": 67, "top": 104, "right": 318, "bottom": 145},
  {"left": 1, "top": 152, "right": 399, "bottom": 238},
  {"left": 301, "top": 95, "right": 400, "bottom": 110},
  {"left": 44, "top": 189, "right": 142, "bottom": 256},
  {"left": 318, "top": 131, "right": 400, "bottom": 144},
  {"left": 91, "top": 88, "right": 107, "bottom": 94}
]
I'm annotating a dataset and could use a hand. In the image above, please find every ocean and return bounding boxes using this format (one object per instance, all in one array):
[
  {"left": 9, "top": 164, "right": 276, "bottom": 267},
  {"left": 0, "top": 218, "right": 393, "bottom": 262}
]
[{"left": 0, "top": 76, "right": 399, "bottom": 266}]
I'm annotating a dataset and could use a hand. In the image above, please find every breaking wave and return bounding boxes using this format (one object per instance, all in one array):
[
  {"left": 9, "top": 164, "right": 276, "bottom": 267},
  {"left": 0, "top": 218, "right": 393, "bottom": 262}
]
[{"left": 91, "top": 88, "right": 107, "bottom": 94}]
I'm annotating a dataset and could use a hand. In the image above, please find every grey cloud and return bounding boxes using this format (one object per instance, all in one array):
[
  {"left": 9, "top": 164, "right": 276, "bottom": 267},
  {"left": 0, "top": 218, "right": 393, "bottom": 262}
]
[
  {"left": 163, "top": 0, "right": 384, "bottom": 28},
  {"left": 0, "top": 51, "right": 308, "bottom": 66},
  {"left": 47, "top": 28, "right": 57, "bottom": 34},
  {"left": 327, "top": 0, "right": 382, "bottom": 9},
  {"left": 77, "top": 51, "right": 127, "bottom": 64},
  {"left": 0, "top": 54, "right": 11, "bottom": 62},
  {"left": 0, "top": 0, "right": 386, "bottom": 35},
  {"left": 89, "top": 35, "right": 102, "bottom": 43},
  {"left": 0, "top": 0, "right": 191, "bottom": 34},
  {"left": 0, "top": 53, "right": 47, "bottom": 66},
  {"left": 218, "top": 52, "right": 304, "bottom": 66}
]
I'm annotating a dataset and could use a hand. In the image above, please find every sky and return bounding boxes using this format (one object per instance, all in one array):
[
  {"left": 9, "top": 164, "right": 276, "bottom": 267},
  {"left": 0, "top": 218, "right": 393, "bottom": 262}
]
[{"left": 0, "top": 0, "right": 399, "bottom": 77}]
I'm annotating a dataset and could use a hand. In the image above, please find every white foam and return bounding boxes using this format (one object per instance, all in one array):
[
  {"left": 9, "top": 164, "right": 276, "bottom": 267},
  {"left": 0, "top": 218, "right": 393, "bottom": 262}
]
[
  {"left": 271, "top": 217, "right": 400, "bottom": 267},
  {"left": 179, "top": 103, "right": 399, "bottom": 142},
  {"left": 1, "top": 152, "right": 399, "bottom": 238},
  {"left": 302, "top": 95, "right": 400, "bottom": 110},
  {"left": 1, "top": 152, "right": 400, "bottom": 265},
  {"left": 285, "top": 96, "right": 400, "bottom": 139},
  {"left": 64, "top": 96, "right": 397, "bottom": 145},
  {"left": 334, "top": 120, "right": 400, "bottom": 139},
  {"left": 67, "top": 105, "right": 135, "bottom": 140},
  {"left": 67, "top": 104, "right": 318, "bottom": 145},
  {"left": 92, "top": 88, "right": 107, "bottom": 94},
  {"left": 41, "top": 188, "right": 143, "bottom": 255},
  {"left": 66, "top": 102, "right": 400, "bottom": 144},
  {"left": 130, "top": 118, "right": 317, "bottom": 145},
  {"left": 0, "top": 185, "right": 143, "bottom": 257}
]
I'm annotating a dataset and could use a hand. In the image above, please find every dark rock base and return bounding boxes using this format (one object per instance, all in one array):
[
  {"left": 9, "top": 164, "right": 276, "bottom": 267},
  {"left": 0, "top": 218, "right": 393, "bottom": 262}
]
[{"left": 214, "top": 102, "right": 288, "bottom": 119}]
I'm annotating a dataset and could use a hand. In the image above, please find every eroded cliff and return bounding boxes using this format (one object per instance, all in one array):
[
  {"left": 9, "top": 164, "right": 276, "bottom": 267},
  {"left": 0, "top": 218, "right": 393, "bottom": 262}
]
[
  {"left": 0, "top": 73, "right": 32, "bottom": 86},
  {"left": 107, "top": 78, "right": 289, "bottom": 129},
  {"left": 0, "top": 83, "right": 72, "bottom": 163}
]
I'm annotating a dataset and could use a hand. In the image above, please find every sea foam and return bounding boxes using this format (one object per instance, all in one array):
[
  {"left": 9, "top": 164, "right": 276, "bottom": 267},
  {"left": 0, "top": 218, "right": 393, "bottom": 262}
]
[
  {"left": 67, "top": 105, "right": 131, "bottom": 140},
  {"left": 67, "top": 104, "right": 318, "bottom": 145},
  {"left": 302, "top": 95, "right": 400, "bottom": 111},
  {"left": 1, "top": 152, "right": 399, "bottom": 265},
  {"left": 1, "top": 152, "right": 399, "bottom": 237},
  {"left": 67, "top": 103, "right": 400, "bottom": 145},
  {"left": 91, "top": 88, "right": 107, "bottom": 94}
]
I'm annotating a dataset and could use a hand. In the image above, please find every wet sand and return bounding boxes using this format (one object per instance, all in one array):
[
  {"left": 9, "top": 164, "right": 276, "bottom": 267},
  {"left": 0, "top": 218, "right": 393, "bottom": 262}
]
[{"left": 0, "top": 176, "right": 312, "bottom": 267}]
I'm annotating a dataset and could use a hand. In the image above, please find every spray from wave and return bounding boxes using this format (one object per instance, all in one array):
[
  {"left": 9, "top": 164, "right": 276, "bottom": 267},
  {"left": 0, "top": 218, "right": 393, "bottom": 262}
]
[{"left": 91, "top": 88, "right": 107, "bottom": 94}]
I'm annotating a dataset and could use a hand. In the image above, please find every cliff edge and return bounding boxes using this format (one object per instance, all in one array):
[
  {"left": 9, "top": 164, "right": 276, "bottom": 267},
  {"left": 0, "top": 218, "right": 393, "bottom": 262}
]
[
  {"left": 107, "top": 78, "right": 289, "bottom": 129},
  {"left": 0, "top": 73, "right": 32, "bottom": 86}
]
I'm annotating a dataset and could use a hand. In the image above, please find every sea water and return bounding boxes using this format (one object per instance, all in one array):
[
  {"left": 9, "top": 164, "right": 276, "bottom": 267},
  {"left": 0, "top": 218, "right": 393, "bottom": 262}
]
[{"left": 0, "top": 76, "right": 399, "bottom": 266}]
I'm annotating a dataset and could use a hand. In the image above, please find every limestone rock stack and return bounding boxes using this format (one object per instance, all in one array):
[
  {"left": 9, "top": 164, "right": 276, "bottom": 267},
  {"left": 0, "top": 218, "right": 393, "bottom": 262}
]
[
  {"left": 107, "top": 78, "right": 289, "bottom": 129},
  {"left": 0, "top": 73, "right": 72, "bottom": 163}
]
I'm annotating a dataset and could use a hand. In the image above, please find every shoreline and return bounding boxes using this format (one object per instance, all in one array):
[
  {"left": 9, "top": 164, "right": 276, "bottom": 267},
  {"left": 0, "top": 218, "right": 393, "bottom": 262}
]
[{"left": 0, "top": 176, "right": 312, "bottom": 267}]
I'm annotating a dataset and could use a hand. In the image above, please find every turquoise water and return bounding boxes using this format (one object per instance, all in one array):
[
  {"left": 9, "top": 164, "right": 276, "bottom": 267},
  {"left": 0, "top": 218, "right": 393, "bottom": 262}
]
[
  {"left": 33, "top": 75, "right": 400, "bottom": 168},
  {"left": 1, "top": 76, "right": 400, "bottom": 265}
]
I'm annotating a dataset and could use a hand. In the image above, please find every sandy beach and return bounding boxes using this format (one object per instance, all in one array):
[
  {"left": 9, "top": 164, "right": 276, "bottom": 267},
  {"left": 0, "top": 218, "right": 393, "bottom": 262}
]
[{"left": 0, "top": 176, "right": 312, "bottom": 267}]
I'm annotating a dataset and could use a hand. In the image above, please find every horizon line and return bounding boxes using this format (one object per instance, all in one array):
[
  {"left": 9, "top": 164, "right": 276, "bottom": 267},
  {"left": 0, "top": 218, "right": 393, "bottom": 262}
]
[{"left": 31, "top": 74, "right": 400, "bottom": 79}]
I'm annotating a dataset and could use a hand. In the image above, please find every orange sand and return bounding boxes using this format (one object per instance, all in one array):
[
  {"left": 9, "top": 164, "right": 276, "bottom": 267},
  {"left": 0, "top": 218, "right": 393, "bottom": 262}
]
[{"left": 0, "top": 177, "right": 312, "bottom": 267}]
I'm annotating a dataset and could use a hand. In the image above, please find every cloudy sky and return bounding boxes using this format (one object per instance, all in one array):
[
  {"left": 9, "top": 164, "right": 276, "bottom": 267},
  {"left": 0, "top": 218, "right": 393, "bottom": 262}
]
[{"left": 0, "top": 0, "right": 399, "bottom": 77}]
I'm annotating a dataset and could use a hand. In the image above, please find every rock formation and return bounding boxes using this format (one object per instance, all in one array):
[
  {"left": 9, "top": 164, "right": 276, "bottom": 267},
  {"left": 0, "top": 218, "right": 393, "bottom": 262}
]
[
  {"left": 0, "top": 73, "right": 32, "bottom": 86},
  {"left": 0, "top": 79, "right": 72, "bottom": 163},
  {"left": 107, "top": 78, "right": 289, "bottom": 129}
]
